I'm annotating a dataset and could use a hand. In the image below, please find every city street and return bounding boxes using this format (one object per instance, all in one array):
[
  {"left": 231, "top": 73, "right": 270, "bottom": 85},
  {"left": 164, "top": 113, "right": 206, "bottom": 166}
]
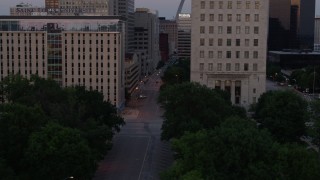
[{"left": 93, "top": 69, "right": 173, "bottom": 180}]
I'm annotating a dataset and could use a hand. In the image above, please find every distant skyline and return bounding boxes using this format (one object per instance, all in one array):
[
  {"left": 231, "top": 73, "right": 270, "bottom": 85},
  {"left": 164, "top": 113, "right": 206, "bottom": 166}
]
[{"left": 0, "top": 0, "right": 319, "bottom": 19}]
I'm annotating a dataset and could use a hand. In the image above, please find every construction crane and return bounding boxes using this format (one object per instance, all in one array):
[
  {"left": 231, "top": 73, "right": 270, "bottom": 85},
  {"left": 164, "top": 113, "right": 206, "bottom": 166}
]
[{"left": 176, "top": 0, "right": 186, "bottom": 21}]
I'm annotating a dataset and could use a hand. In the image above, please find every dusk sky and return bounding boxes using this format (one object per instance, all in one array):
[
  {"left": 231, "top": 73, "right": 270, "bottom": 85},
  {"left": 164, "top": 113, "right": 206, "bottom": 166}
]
[{"left": 0, "top": 0, "right": 319, "bottom": 19}]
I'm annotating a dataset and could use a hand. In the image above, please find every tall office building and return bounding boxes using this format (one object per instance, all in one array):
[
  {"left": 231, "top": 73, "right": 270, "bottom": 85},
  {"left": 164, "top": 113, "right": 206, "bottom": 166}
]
[
  {"left": 191, "top": 0, "right": 269, "bottom": 106},
  {"left": 134, "top": 8, "right": 161, "bottom": 75},
  {"left": 177, "top": 13, "right": 191, "bottom": 59},
  {"left": 116, "top": 0, "right": 135, "bottom": 52},
  {"left": 268, "top": 0, "right": 315, "bottom": 50},
  {"left": 159, "top": 17, "right": 178, "bottom": 55},
  {"left": 0, "top": 16, "right": 126, "bottom": 109}
]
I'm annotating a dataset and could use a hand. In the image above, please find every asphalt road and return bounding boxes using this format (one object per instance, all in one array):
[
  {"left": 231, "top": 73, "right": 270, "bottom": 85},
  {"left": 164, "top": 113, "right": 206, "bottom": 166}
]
[{"left": 93, "top": 69, "right": 173, "bottom": 180}]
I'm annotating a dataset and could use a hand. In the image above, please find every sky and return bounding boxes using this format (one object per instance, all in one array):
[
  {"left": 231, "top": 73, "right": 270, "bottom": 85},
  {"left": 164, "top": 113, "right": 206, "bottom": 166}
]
[{"left": 0, "top": 0, "right": 319, "bottom": 19}]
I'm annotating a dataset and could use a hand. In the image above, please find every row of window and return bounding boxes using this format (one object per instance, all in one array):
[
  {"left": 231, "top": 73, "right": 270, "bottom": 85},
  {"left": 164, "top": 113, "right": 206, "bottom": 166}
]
[
  {"left": 200, "top": 0, "right": 260, "bottom": 10},
  {"left": 199, "top": 50, "right": 259, "bottom": 59},
  {"left": 199, "top": 62, "right": 258, "bottom": 72},
  {"left": 200, "top": 13, "right": 259, "bottom": 22},
  {"left": 200, "top": 38, "right": 259, "bottom": 47},
  {"left": 200, "top": 26, "right": 259, "bottom": 34}
]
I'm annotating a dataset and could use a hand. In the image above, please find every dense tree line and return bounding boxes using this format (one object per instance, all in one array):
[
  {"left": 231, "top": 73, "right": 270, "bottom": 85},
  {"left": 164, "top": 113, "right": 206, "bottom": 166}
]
[
  {"left": 290, "top": 66, "right": 320, "bottom": 91},
  {"left": 0, "top": 75, "right": 124, "bottom": 179},
  {"left": 161, "top": 59, "right": 190, "bottom": 88},
  {"left": 158, "top": 81, "right": 320, "bottom": 179}
]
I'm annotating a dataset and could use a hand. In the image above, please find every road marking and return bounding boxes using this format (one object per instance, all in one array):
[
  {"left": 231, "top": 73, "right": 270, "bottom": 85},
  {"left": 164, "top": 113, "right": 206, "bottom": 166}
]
[{"left": 138, "top": 136, "right": 151, "bottom": 180}]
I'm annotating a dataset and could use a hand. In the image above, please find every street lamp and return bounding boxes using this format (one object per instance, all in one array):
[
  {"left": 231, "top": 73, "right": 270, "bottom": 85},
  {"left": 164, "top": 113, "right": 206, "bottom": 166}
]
[{"left": 63, "top": 177, "right": 74, "bottom": 180}]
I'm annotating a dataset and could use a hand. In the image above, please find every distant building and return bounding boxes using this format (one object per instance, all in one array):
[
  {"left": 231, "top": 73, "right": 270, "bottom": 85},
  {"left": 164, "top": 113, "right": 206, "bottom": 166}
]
[
  {"left": 124, "top": 53, "right": 140, "bottom": 94},
  {"left": 115, "top": 0, "right": 135, "bottom": 52},
  {"left": 134, "top": 8, "right": 161, "bottom": 75},
  {"left": 269, "top": 50, "right": 320, "bottom": 69},
  {"left": 191, "top": 0, "right": 269, "bottom": 106},
  {"left": 268, "top": 0, "right": 315, "bottom": 50},
  {"left": 159, "top": 33, "right": 169, "bottom": 62},
  {"left": 177, "top": 13, "right": 191, "bottom": 59},
  {"left": 0, "top": 16, "right": 126, "bottom": 109},
  {"left": 159, "top": 17, "right": 177, "bottom": 55},
  {"left": 314, "top": 17, "right": 320, "bottom": 52}
]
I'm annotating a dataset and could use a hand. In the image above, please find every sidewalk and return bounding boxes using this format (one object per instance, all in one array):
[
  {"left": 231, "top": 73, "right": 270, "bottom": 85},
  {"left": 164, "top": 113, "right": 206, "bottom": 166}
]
[{"left": 121, "top": 108, "right": 139, "bottom": 119}]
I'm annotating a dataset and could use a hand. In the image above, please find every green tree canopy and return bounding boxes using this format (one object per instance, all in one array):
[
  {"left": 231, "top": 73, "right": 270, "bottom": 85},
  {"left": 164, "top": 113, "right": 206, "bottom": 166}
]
[
  {"left": 158, "top": 82, "right": 246, "bottom": 140},
  {"left": 0, "top": 104, "right": 47, "bottom": 175},
  {"left": 162, "top": 117, "right": 320, "bottom": 180},
  {"left": 25, "top": 122, "right": 95, "bottom": 180},
  {"left": 255, "top": 90, "right": 308, "bottom": 143}
]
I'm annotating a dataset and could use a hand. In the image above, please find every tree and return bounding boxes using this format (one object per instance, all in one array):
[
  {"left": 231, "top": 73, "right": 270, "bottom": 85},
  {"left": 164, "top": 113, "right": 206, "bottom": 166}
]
[
  {"left": 25, "top": 123, "right": 95, "bottom": 180},
  {"left": 162, "top": 117, "right": 320, "bottom": 180},
  {"left": 0, "top": 104, "right": 47, "bottom": 175},
  {"left": 161, "top": 59, "right": 190, "bottom": 86},
  {"left": 255, "top": 90, "right": 308, "bottom": 143},
  {"left": 310, "top": 100, "right": 320, "bottom": 148},
  {"left": 158, "top": 82, "right": 245, "bottom": 140}
]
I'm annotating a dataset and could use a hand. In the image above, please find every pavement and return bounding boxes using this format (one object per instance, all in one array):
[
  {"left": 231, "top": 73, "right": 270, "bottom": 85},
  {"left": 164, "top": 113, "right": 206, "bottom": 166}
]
[{"left": 93, "top": 66, "right": 173, "bottom": 180}]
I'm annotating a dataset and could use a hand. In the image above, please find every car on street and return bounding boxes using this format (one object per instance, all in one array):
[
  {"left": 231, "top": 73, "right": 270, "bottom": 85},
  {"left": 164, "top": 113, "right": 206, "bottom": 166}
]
[{"left": 138, "top": 95, "right": 147, "bottom": 99}]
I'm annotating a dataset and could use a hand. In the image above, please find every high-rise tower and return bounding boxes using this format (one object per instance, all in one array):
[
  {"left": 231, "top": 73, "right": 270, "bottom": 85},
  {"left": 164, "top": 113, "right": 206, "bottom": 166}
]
[{"left": 191, "top": 0, "right": 269, "bottom": 107}]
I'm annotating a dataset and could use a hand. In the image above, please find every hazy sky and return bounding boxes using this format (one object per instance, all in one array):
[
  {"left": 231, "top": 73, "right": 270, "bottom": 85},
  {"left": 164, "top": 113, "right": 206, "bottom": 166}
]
[{"left": 0, "top": 0, "right": 319, "bottom": 19}]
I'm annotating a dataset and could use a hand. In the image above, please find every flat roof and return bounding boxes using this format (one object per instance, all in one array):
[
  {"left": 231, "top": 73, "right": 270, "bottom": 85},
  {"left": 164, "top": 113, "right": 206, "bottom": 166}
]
[
  {"left": 0, "top": 16, "right": 126, "bottom": 21},
  {"left": 269, "top": 51, "right": 320, "bottom": 55}
]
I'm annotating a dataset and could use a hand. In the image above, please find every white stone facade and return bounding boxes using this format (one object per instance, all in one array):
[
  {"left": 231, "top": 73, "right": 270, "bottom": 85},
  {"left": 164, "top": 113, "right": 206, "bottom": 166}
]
[
  {"left": 0, "top": 17, "right": 125, "bottom": 109},
  {"left": 191, "top": 0, "right": 268, "bottom": 106}
]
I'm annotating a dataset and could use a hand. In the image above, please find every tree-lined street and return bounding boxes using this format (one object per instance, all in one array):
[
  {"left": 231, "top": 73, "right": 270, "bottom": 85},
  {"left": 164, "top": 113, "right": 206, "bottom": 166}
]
[{"left": 94, "top": 68, "right": 173, "bottom": 180}]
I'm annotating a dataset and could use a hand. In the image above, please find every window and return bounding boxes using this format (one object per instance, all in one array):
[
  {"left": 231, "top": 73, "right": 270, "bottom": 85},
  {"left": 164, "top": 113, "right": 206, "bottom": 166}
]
[
  {"left": 236, "top": 26, "right": 241, "bottom": 34},
  {"left": 235, "top": 63, "right": 240, "bottom": 71},
  {"left": 210, "top": 1, "right": 214, "bottom": 9},
  {"left": 244, "top": 63, "right": 249, "bottom": 71},
  {"left": 244, "top": 51, "right": 249, "bottom": 58},
  {"left": 218, "top": 51, "right": 222, "bottom": 58},
  {"left": 218, "top": 26, "right": 223, "bottom": 34},
  {"left": 255, "top": 1, "right": 260, "bottom": 9},
  {"left": 209, "top": 38, "right": 214, "bottom": 46},
  {"left": 253, "top": 51, "right": 258, "bottom": 59},
  {"left": 236, "top": 39, "right": 240, "bottom": 46},
  {"left": 219, "top": 1, "right": 223, "bottom": 9},
  {"left": 254, "top": 14, "right": 259, "bottom": 22},
  {"left": 236, "top": 51, "right": 240, "bottom": 58},
  {"left": 226, "top": 63, "right": 231, "bottom": 71},
  {"left": 227, "top": 26, "right": 232, "bottom": 34},
  {"left": 200, "top": 63, "right": 204, "bottom": 71},
  {"left": 218, "top": 14, "right": 223, "bottom": 21},
  {"left": 200, "top": 26, "right": 205, "bottom": 34},
  {"left": 253, "top": 88, "right": 257, "bottom": 93},
  {"left": 253, "top": 97, "right": 257, "bottom": 103},
  {"left": 245, "top": 14, "right": 250, "bottom": 22},
  {"left": 200, "top": 38, "right": 205, "bottom": 46},
  {"left": 227, "top": 1, "right": 232, "bottom": 9},
  {"left": 201, "top": 1, "right": 205, "bottom": 9},
  {"left": 254, "top": 27, "right": 259, "bottom": 34},
  {"left": 200, "top": 51, "right": 205, "bottom": 58},
  {"left": 227, "top": 39, "right": 231, "bottom": 46},
  {"left": 237, "top": 1, "right": 242, "bottom": 9},
  {"left": 217, "top": 63, "right": 222, "bottom": 71},
  {"left": 209, "top": 26, "right": 214, "bottom": 34},
  {"left": 209, "top": 63, "right": 213, "bottom": 71},
  {"left": 253, "top": 63, "right": 258, "bottom": 71},
  {"left": 236, "top": 14, "right": 241, "bottom": 21},
  {"left": 226, "top": 51, "right": 231, "bottom": 58},
  {"left": 246, "top": 1, "right": 251, "bottom": 9},
  {"left": 227, "top": 14, "right": 232, "bottom": 21},
  {"left": 245, "top": 26, "right": 250, "bottom": 34},
  {"left": 245, "top": 39, "right": 249, "bottom": 46},
  {"left": 209, "top": 51, "right": 214, "bottom": 58},
  {"left": 210, "top": 14, "right": 214, "bottom": 21},
  {"left": 218, "top": 39, "right": 223, "bottom": 46},
  {"left": 254, "top": 39, "right": 258, "bottom": 46},
  {"left": 200, "top": 14, "right": 205, "bottom": 21}
]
